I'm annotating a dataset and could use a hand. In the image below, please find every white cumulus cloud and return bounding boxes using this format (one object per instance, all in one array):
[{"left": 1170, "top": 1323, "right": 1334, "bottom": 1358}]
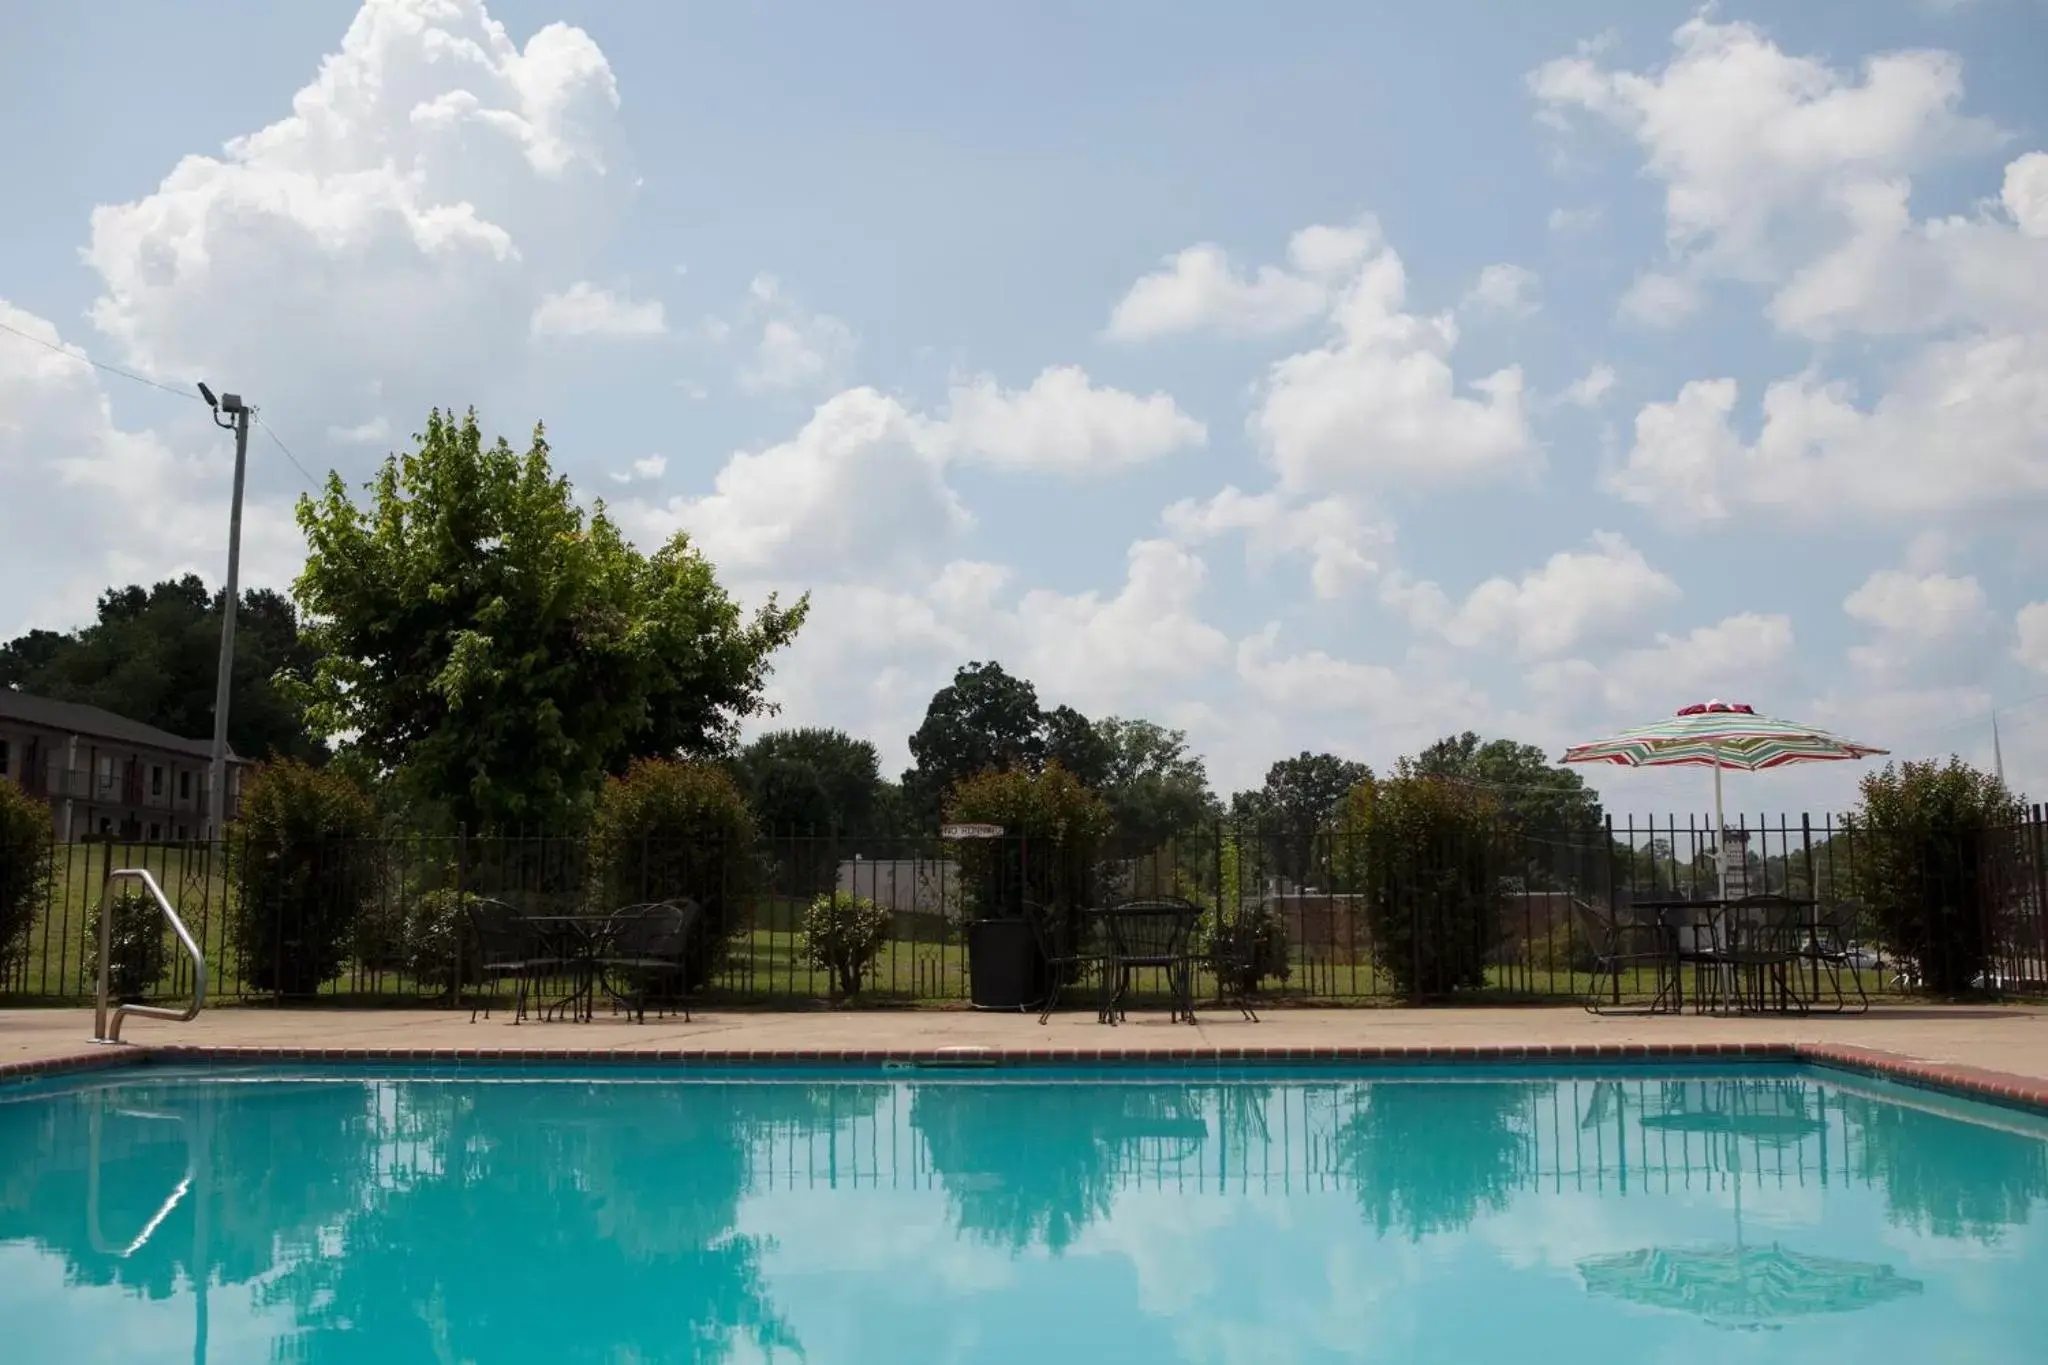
[
  {"left": 1530, "top": 14, "right": 1999, "bottom": 298},
  {"left": 530, "top": 282, "right": 666, "bottom": 339},
  {"left": 732, "top": 274, "right": 858, "bottom": 395},
  {"left": 1253, "top": 238, "right": 1535, "bottom": 492},
  {"left": 1383, "top": 532, "right": 1682, "bottom": 661},
  {"left": 1162, "top": 487, "right": 1391, "bottom": 600},
  {"left": 941, "top": 365, "right": 1206, "bottom": 474},
  {"left": 1105, "top": 221, "right": 1377, "bottom": 340},
  {"left": 82, "top": 0, "right": 629, "bottom": 436},
  {"left": 2015, "top": 602, "right": 2048, "bottom": 675},
  {"left": 1563, "top": 363, "right": 1617, "bottom": 408},
  {"left": 1843, "top": 568, "right": 1996, "bottom": 684},
  {"left": 1463, "top": 263, "right": 1541, "bottom": 318}
]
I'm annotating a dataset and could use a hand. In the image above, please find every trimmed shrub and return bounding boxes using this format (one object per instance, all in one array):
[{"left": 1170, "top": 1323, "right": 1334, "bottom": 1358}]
[
  {"left": 227, "top": 760, "right": 382, "bottom": 997},
  {"left": 587, "top": 759, "right": 757, "bottom": 990},
  {"left": 1202, "top": 899, "right": 1292, "bottom": 996},
  {"left": 401, "top": 887, "right": 480, "bottom": 994},
  {"left": 1340, "top": 767, "right": 1503, "bottom": 999},
  {"left": 1846, "top": 759, "right": 2026, "bottom": 995},
  {"left": 800, "top": 891, "right": 892, "bottom": 998},
  {"left": 0, "top": 778, "right": 53, "bottom": 981},
  {"left": 945, "top": 762, "right": 1113, "bottom": 921},
  {"left": 84, "top": 885, "right": 170, "bottom": 1002}
]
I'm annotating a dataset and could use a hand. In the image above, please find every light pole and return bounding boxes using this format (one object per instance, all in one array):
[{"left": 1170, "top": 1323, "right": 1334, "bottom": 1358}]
[{"left": 198, "top": 383, "right": 250, "bottom": 842}]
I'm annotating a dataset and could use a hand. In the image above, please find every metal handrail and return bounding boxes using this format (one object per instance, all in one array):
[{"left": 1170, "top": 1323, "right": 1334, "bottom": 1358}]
[{"left": 93, "top": 868, "right": 206, "bottom": 1044}]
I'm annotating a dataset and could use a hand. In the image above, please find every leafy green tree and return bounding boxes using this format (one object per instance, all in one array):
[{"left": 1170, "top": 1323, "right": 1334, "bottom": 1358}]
[
  {"left": 733, "top": 727, "right": 883, "bottom": 835},
  {"left": 0, "top": 777, "right": 53, "bottom": 980},
  {"left": 1846, "top": 758, "right": 2027, "bottom": 994},
  {"left": 1, "top": 575, "right": 324, "bottom": 761},
  {"left": 902, "top": 661, "right": 1047, "bottom": 822},
  {"left": 1232, "top": 751, "right": 1372, "bottom": 886},
  {"left": 1095, "top": 717, "right": 1215, "bottom": 846},
  {"left": 1042, "top": 705, "right": 1112, "bottom": 788},
  {"left": 292, "top": 408, "right": 804, "bottom": 831},
  {"left": 1414, "top": 732, "right": 1604, "bottom": 888}
]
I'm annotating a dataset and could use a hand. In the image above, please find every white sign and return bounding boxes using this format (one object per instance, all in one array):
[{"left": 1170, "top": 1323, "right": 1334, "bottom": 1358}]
[{"left": 940, "top": 822, "right": 1005, "bottom": 840}]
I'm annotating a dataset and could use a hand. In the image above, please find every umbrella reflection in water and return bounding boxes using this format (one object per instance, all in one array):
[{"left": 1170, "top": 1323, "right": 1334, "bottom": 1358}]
[{"left": 1579, "top": 1078, "right": 1922, "bottom": 1329}]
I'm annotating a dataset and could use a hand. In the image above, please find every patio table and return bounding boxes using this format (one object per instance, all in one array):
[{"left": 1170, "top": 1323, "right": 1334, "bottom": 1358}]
[
  {"left": 1087, "top": 900, "right": 1200, "bottom": 1025},
  {"left": 516, "top": 915, "right": 620, "bottom": 1022},
  {"left": 1628, "top": 896, "right": 1817, "bottom": 1015}
]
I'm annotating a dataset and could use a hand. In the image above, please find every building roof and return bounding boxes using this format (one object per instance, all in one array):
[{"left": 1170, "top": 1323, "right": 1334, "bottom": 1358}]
[{"left": 0, "top": 689, "right": 241, "bottom": 762}]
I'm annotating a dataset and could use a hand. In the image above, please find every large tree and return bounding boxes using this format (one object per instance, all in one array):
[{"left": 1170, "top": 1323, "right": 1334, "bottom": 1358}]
[
  {"left": 1231, "top": 751, "right": 1372, "bottom": 885},
  {"left": 734, "top": 727, "right": 884, "bottom": 835},
  {"left": 1, "top": 574, "right": 324, "bottom": 761},
  {"left": 1094, "top": 717, "right": 1215, "bottom": 846},
  {"left": 292, "top": 408, "right": 805, "bottom": 831},
  {"left": 1413, "top": 731, "right": 1605, "bottom": 887},
  {"left": 902, "top": 661, "right": 1047, "bottom": 821}
]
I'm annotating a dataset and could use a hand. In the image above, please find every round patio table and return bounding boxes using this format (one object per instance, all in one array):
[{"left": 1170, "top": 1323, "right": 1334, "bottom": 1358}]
[{"left": 516, "top": 915, "right": 619, "bottom": 1022}]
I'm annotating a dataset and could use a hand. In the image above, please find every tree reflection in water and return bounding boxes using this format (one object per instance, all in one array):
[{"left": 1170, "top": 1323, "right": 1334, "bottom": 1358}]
[
  {"left": 910, "top": 1079, "right": 1213, "bottom": 1254},
  {"left": 1845, "top": 1093, "right": 2048, "bottom": 1243},
  {"left": 2, "top": 1074, "right": 889, "bottom": 1365},
  {"left": 1338, "top": 1080, "right": 1543, "bottom": 1240}
]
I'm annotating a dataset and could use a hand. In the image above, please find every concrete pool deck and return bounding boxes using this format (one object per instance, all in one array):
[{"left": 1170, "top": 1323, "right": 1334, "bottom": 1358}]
[{"left": 6, "top": 1003, "right": 2048, "bottom": 1110}]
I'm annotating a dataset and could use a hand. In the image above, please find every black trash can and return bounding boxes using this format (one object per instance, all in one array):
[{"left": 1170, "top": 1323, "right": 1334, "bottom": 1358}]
[{"left": 968, "top": 917, "right": 1045, "bottom": 1010}]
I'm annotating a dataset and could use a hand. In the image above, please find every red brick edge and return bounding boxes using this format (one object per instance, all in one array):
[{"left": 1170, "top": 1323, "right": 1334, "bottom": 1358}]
[
  {"left": 0, "top": 1048, "right": 148, "bottom": 1084},
  {"left": 6, "top": 1040, "right": 2046, "bottom": 1117}
]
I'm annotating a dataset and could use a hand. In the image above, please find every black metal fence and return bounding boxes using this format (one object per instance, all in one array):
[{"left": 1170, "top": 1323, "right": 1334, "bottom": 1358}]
[{"left": 3, "top": 808, "right": 2044, "bottom": 1007}]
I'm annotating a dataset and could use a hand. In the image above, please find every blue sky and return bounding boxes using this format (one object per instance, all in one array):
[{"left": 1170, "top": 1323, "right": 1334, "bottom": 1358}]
[{"left": 3, "top": 0, "right": 2046, "bottom": 812}]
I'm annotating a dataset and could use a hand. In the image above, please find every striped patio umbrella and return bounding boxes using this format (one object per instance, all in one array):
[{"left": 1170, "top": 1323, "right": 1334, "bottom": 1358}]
[
  {"left": 1580, "top": 1244, "right": 1923, "bottom": 1330},
  {"left": 1560, "top": 702, "right": 1887, "bottom": 890}
]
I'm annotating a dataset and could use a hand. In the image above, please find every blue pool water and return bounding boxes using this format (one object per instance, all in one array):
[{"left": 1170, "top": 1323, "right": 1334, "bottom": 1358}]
[{"left": 4, "top": 1063, "right": 2047, "bottom": 1362}]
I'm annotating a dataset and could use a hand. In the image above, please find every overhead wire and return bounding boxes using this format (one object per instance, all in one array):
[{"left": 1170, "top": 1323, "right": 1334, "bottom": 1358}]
[
  {"left": 0, "top": 314, "right": 205, "bottom": 405},
  {"left": 1, "top": 314, "right": 323, "bottom": 490},
  {"left": 257, "top": 415, "right": 321, "bottom": 490}
]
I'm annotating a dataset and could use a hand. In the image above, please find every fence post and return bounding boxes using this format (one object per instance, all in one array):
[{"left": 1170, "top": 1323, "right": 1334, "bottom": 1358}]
[
  {"left": 453, "top": 824, "right": 467, "bottom": 1009},
  {"left": 1605, "top": 814, "right": 1620, "bottom": 1009},
  {"left": 1801, "top": 814, "right": 1819, "bottom": 1001}
]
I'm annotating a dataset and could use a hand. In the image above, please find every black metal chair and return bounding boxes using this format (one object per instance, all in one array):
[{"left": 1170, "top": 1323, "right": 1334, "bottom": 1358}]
[
  {"left": 1574, "top": 898, "right": 1681, "bottom": 1015},
  {"left": 1712, "top": 894, "right": 1812, "bottom": 1015},
  {"left": 600, "top": 900, "right": 701, "bottom": 1023},
  {"left": 1024, "top": 900, "right": 1106, "bottom": 1025},
  {"left": 1799, "top": 901, "right": 1872, "bottom": 1014},
  {"left": 1102, "top": 897, "right": 1200, "bottom": 1025},
  {"left": 465, "top": 897, "right": 550, "bottom": 1023}
]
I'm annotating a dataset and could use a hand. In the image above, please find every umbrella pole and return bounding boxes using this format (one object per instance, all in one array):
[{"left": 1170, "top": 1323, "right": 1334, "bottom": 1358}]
[{"left": 1711, "top": 747, "right": 1725, "bottom": 897}]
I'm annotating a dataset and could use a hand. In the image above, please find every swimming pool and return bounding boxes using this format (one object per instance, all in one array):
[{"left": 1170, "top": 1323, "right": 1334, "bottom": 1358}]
[{"left": 4, "top": 1063, "right": 2045, "bottom": 1361}]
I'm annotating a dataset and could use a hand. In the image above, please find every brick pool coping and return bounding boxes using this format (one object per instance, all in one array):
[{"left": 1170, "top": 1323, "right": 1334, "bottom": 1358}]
[{"left": 8, "top": 1038, "right": 2048, "bottom": 1116}]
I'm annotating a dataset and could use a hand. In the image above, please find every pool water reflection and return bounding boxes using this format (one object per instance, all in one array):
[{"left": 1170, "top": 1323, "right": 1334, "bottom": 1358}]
[{"left": 3, "top": 1065, "right": 2045, "bottom": 1362}]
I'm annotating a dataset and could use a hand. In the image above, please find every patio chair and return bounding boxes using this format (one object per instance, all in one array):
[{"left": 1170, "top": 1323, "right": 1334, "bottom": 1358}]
[
  {"left": 1573, "top": 898, "right": 1681, "bottom": 1015},
  {"left": 1796, "top": 900, "right": 1871, "bottom": 1015},
  {"left": 600, "top": 900, "right": 701, "bottom": 1023},
  {"left": 1715, "top": 894, "right": 1812, "bottom": 1015},
  {"left": 465, "top": 897, "right": 550, "bottom": 1024},
  {"left": 1103, "top": 897, "right": 1201, "bottom": 1025},
  {"left": 1024, "top": 899, "right": 1106, "bottom": 1025}
]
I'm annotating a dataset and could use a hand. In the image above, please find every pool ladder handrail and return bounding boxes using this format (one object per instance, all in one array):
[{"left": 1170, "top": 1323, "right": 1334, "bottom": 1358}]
[{"left": 93, "top": 868, "right": 206, "bottom": 1044}]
